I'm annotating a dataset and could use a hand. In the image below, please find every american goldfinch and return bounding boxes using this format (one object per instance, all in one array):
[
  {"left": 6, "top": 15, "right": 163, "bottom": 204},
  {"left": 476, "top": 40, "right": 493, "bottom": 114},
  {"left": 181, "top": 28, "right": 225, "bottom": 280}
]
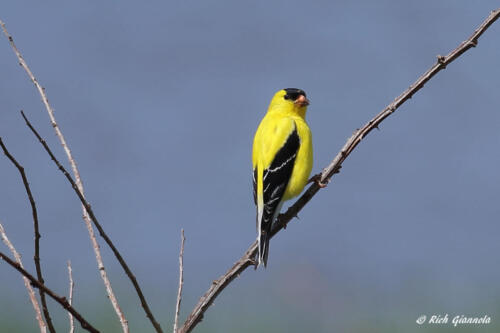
[{"left": 252, "top": 88, "right": 313, "bottom": 267}]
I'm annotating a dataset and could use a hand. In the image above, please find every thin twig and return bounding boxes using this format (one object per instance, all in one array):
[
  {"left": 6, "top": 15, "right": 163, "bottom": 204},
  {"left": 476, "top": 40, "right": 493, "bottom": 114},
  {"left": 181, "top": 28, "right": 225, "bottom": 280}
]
[
  {"left": 0, "top": 19, "right": 130, "bottom": 333},
  {"left": 0, "top": 137, "right": 55, "bottom": 333},
  {"left": 0, "top": 249, "right": 100, "bottom": 333},
  {"left": 20, "top": 110, "right": 164, "bottom": 332},
  {"left": 67, "top": 261, "right": 75, "bottom": 333},
  {"left": 0, "top": 222, "right": 47, "bottom": 333},
  {"left": 173, "top": 230, "right": 186, "bottom": 333},
  {"left": 178, "top": 8, "right": 500, "bottom": 333}
]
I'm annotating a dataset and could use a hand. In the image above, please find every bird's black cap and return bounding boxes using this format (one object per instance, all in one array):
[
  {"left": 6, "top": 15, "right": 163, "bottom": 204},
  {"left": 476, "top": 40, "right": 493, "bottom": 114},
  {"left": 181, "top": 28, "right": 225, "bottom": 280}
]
[{"left": 283, "top": 88, "right": 307, "bottom": 101}]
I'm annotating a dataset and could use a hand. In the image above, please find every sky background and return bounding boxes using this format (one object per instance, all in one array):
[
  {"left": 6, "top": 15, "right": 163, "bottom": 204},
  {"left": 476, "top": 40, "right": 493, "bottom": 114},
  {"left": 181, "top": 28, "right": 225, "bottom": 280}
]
[{"left": 1, "top": 1, "right": 500, "bottom": 332}]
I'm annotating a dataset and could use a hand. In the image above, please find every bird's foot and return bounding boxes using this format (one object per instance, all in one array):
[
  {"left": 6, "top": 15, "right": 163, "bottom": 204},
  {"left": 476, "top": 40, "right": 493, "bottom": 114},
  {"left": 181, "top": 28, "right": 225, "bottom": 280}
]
[
  {"left": 276, "top": 214, "right": 291, "bottom": 229},
  {"left": 250, "top": 257, "right": 258, "bottom": 269},
  {"left": 308, "top": 173, "right": 328, "bottom": 188}
]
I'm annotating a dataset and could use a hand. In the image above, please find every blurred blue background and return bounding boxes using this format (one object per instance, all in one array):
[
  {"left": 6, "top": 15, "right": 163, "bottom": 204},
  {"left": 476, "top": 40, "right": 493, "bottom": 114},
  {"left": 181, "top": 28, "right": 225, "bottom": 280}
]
[{"left": 1, "top": 1, "right": 500, "bottom": 332}]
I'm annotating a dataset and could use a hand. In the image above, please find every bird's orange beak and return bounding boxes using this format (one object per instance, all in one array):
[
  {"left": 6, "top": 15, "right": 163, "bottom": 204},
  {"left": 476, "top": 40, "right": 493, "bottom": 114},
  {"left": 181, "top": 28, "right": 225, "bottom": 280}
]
[{"left": 294, "top": 94, "right": 310, "bottom": 107}]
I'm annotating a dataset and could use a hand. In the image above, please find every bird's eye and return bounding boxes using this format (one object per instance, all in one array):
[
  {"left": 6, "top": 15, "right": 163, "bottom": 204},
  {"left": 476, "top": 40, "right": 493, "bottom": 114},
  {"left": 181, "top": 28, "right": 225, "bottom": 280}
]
[{"left": 284, "top": 95, "right": 290, "bottom": 100}]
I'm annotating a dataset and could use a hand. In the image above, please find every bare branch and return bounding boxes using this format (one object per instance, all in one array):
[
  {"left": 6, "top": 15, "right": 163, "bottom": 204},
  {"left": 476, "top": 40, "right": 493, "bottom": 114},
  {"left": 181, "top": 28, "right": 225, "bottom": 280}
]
[
  {"left": 0, "top": 18, "right": 130, "bottom": 333},
  {"left": 173, "top": 230, "right": 186, "bottom": 333},
  {"left": 67, "top": 261, "right": 75, "bottom": 333},
  {"left": 20, "top": 110, "right": 163, "bottom": 333},
  {"left": 0, "top": 222, "right": 47, "bottom": 333},
  {"left": 178, "top": 8, "right": 500, "bottom": 333},
  {"left": 0, "top": 137, "right": 55, "bottom": 333},
  {"left": 0, "top": 249, "right": 100, "bottom": 333}
]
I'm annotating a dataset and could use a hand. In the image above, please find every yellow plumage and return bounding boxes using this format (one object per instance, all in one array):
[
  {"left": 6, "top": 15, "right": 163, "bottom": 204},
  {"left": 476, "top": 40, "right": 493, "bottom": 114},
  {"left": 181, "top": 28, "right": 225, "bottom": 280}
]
[{"left": 252, "top": 88, "right": 313, "bottom": 267}]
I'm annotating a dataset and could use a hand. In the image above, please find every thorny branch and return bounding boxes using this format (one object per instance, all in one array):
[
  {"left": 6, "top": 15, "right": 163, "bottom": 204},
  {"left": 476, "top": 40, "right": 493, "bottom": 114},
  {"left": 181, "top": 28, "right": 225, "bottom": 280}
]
[
  {"left": 0, "top": 137, "right": 55, "bottom": 333},
  {"left": 0, "top": 250, "right": 100, "bottom": 333},
  {"left": 0, "top": 18, "right": 130, "bottom": 333},
  {"left": 68, "top": 261, "right": 75, "bottom": 333},
  {"left": 19, "top": 110, "right": 164, "bottom": 332},
  {"left": 0, "top": 222, "right": 46, "bottom": 333},
  {"left": 178, "top": 8, "right": 500, "bottom": 333},
  {"left": 174, "top": 230, "right": 186, "bottom": 333}
]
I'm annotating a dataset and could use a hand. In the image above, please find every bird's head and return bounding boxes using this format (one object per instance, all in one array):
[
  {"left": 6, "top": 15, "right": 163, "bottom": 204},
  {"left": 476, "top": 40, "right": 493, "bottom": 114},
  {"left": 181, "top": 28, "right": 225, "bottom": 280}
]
[{"left": 269, "top": 88, "right": 310, "bottom": 118}]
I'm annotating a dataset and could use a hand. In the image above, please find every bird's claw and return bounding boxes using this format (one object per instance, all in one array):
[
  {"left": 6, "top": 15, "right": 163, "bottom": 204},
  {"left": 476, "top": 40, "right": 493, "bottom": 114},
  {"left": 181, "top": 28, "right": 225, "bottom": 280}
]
[
  {"left": 308, "top": 173, "right": 328, "bottom": 188},
  {"left": 250, "top": 257, "right": 258, "bottom": 269}
]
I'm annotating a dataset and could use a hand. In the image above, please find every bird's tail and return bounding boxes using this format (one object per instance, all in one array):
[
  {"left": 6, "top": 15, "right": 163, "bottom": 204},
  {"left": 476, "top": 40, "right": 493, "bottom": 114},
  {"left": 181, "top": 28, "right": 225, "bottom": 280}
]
[
  {"left": 257, "top": 200, "right": 283, "bottom": 268},
  {"left": 258, "top": 231, "right": 270, "bottom": 268}
]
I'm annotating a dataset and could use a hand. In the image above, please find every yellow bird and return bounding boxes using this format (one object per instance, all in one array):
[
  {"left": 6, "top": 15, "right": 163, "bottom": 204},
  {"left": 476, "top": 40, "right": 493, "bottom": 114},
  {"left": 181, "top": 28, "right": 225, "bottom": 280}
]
[{"left": 252, "top": 88, "right": 313, "bottom": 267}]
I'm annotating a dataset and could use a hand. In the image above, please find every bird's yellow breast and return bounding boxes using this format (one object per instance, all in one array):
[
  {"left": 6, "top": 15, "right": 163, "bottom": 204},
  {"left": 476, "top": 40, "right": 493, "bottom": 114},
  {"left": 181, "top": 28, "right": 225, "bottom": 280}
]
[{"left": 283, "top": 116, "right": 312, "bottom": 200}]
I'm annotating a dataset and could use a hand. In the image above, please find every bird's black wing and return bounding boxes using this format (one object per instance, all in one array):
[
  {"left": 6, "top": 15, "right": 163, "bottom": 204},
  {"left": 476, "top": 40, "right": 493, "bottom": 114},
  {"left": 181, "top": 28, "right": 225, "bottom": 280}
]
[{"left": 259, "top": 122, "right": 300, "bottom": 266}]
